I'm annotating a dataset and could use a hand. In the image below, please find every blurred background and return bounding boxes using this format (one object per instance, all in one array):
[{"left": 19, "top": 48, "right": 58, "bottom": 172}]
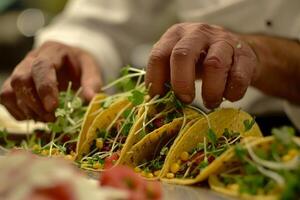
[{"left": 0, "top": 0, "right": 67, "bottom": 85}]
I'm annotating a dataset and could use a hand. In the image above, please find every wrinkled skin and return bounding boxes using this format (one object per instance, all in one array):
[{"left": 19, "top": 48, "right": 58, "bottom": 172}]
[
  {"left": 0, "top": 41, "right": 102, "bottom": 122},
  {"left": 146, "top": 23, "right": 258, "bottom": 108}
]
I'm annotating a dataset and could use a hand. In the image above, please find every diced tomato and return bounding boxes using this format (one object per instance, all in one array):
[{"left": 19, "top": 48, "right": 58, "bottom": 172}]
[
  {"left": 153, "top": 117, "right": 164, "bottom": 128},
  {"left": 100, "top": 165, "right": 162, "bottom": 200},
  {"left": 61, "top": 135, "right": 72, "bottom": 143},
  {"left": 190, "top": 151, "right": 205, "bottom": 163},
  {"left": 28, "top": 182, "right": 74, "bottom": 200},
  {"left": 104, "top": 152, "right": 119, "bottom": 169},
  {"left": 66, "top": 142, "right": 77, "bottom": 154},
  {"left": 207, "top": 155, "right": 215, "bottom": 163}
]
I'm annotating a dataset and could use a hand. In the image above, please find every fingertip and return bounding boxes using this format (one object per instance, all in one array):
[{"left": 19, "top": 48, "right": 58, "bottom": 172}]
[
  {"left": 203, "top": 99, "right": 221, "bottom": 109},
  {"left": 176, "top": 94, "right": 194, "bottom": 104},
  {"left": 43, "top": 95, "right": 58, "bottom": 112},
  {"left": 82, "top": 87, "right": 96, "bottom": 102}
]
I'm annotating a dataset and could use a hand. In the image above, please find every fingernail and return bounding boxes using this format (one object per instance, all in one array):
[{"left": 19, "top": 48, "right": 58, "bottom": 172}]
[
  {"left": 43, "top": 95, "right": 58, "bottom": 112},
  {"left": 178, "top": 94, "right": 193, "bottom": 103}
]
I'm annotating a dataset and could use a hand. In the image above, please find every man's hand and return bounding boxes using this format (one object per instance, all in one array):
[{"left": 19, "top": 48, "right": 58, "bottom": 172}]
[
  {"left": 146, "top": 23, "right": 258, "bottom": 109},
  {"left": 0, "top": 41, "right": 102, "bottom": 122}
]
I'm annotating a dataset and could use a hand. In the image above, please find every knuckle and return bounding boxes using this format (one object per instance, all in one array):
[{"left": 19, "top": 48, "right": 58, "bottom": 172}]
[
  {"left": 149, "top": 49, "right": 169, "bottom": 64},
  {"left": 205, "top": 55, "right": 229, "bottom": 70},
  {"left": 193, "top": 23, "right": 212, "bottom": 33},
  {"left": 169, "top": 23, "right": 185, "bottom": 32},
  {"left": 172, "top": 46, "right": 192, "bottom": 59},
  {"left": 231, "top": 71, "right": 248, "bottom": 86},
  {"left": 165, "top": 23, "right": 186, "bottom": 37},
  {"left": 10, "top": 74, "right": 29, "bottom": 88},
  {"left": 32, "top": 57, "right": 51, "bottom": 70}
]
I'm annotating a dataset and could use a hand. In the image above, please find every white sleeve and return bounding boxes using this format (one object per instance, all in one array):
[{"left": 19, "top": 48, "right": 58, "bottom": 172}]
[{"left": 284, "top": 102, "right": 300, "bottom": 131}]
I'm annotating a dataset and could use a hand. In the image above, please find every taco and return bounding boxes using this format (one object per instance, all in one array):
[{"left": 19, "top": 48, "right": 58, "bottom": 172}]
[
  {"left": 118, "top": 91, "right": 198, "bottom": 163},
  {"left": 76, "top": 97, "right": 133, "bottom": 168},
  {"left": 120, "top": 115, "right": 202, "bottom": 180},
  {"left": 76, "top": 93, "right": 107, "bottom": 154},
  {"left": 208, "top": 127, "right": 300, "bottom": 200},
  {"left": 160, "top": 108, "right": 263, "bottom": 184},
  {"left": 77, "top": 90, "right": 199, "bottom": 171}
]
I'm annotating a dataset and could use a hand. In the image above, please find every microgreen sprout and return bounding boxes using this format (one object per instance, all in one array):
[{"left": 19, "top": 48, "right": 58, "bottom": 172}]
[
  {"left": 243, "top": 117, "right": 256, "bottom": 132},
  {"left": 218, "top": 127, "right": 300, "bottom": 198}
]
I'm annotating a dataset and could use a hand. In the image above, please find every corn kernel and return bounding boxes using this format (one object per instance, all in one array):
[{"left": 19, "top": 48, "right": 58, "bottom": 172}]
[
  {"left": 41, "top": 149, "right": 49, "bottom": 156},
  {"left": 64, "top": 155, "right": 74, "bottom": 161},
  {"left": 70, "top": 151, "right": 76, "bottom": 156},
  {"left": 170, "top": 163, "right": 180, "bottom": 173},
  {"left": 177, "top": 160, "right": 182, "bottom": 165},
  {"left": 180, "top": 151, "right": 189, "bottom": 161},
  {"left": 166, "top": 173, "right": 175, "bottom": 179},
  {"left": 227, "top": 184, "right": 239, "bottom": 191},
  {"left": 81, "top": 163, "right": 90, "bottom": 169},
  {"left": 32, "top": 144, "right": 41, "bottom": 151},
  {"left": 141, "top": 171, "right": 148, "bottom": 177},
  {"left": 134, "top": 167, "right": 142, "bottom": 173},
  {"left": 154, "top": 170, "right": 161, "bottom": 176},
  {"left": 282, "top": 155, "right": 292, "bottom": 162},
  {"left": 288, "top": 149, "right": 298, "bottom": 157},
  {"left": 146, "top": 173, "right": 154, "bottom": 178},
  {"left": 282, "top": 149, "right": 298, "bottom": 162},
  {"left": 96, "top": 138, "right": 104, "bottom": 150},
  {"left": 93, "top": 162, "right": 102, "bottom": 169},
  {"left": 51, "top": 148, "right": 59, "bottom": 155}
]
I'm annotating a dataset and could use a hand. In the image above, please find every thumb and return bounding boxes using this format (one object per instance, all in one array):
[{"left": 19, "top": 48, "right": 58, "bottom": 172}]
[{"left": 80, "top": 53, "right": 102, "bottom": 101}]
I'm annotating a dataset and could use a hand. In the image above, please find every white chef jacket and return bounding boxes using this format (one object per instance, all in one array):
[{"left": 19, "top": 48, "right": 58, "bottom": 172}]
[{"left": 35, "top": 0, "right": 300, "bottom": 130}]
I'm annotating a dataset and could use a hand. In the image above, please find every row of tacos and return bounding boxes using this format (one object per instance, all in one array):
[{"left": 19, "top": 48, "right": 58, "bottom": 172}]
[
  {"left": 75, "top": 92, "right": 262, "bottom": 180},
  {"left": 76, "top": 89, "right": 300, "bottom": 199},
  {"left": 2, "top": 67, "right": 298, "bottom": 199}
]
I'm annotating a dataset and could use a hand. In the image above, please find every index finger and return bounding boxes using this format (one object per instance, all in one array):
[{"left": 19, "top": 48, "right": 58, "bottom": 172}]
[
  {"left": 146, "top": 25, "right": 183, "bottom": 96},
  {"left": 31, "top": 58, "right": 59, "bottom": 112}
]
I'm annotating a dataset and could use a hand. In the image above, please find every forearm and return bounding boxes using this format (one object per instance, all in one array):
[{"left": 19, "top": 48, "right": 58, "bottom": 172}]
[{"left": 243, "top": 34, "right": 300, "bottom": 104}]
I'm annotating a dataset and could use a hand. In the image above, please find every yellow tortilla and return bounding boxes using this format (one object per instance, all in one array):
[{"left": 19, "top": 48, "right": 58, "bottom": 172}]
[
  {"left": 120, "top": 114, "right": 202, "bottom": 180},
  {"left": 160, "top": 108, "right": 263, "bottom": 184},
  {"left": 76, "top": 93, "right": 107, "bottom": 155},
  {"left": 76, "top": 98, "right": 132, "bottom": 159},
  {"left": 208, "top": 175, "right": 277, "bottom": 200},
  {"left": 208, "top": 136, "right": 300, "bottom": 200},
  {"left": 118, "top": 107, "right": 199, "bottom": 164}
]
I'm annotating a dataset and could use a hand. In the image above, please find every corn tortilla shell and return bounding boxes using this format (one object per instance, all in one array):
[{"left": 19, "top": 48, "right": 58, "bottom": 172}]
[{"left": 161, "top": 108, "right": 263, "bottom": 184}]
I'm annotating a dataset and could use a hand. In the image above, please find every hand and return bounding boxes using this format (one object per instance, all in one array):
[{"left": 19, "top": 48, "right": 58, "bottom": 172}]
[
  {"left": 0, "top": 41, "right": 102, "bottom": 121},
  {"left": 146, "top": 23, "right": 258, "bottom": 109}
]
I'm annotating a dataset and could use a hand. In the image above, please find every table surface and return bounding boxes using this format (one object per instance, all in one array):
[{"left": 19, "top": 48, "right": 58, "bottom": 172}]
[{"left": 84, "top": 169, "right": 234, "bottom": 200}]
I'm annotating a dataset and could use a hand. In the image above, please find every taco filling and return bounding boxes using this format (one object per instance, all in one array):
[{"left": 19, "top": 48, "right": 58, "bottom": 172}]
[
  {"left": 210, "top": 126, "right": 300, "bottom": 199},
  {"left": 168, "top": 128, "right": 245, "bottom": 179},
  {"left": 79, "top": 104, "right": 141, "bottom": 170},
  {"left": 135, "top": 91, "right": 185, "bottom": 139},
  {"left": 134, "top": 134, "right": 178, "bottom": 178}
]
